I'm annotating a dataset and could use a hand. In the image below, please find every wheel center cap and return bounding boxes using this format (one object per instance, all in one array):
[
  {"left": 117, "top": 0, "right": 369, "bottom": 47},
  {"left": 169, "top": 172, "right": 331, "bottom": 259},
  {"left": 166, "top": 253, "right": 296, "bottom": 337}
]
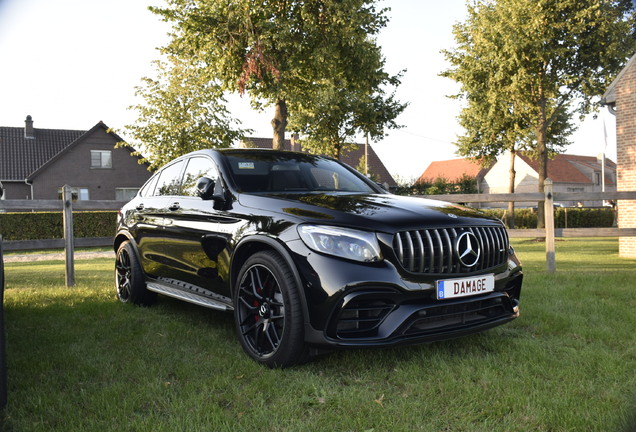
[{"left": 258, "top": 303, "right": 270, "bottom": 317}]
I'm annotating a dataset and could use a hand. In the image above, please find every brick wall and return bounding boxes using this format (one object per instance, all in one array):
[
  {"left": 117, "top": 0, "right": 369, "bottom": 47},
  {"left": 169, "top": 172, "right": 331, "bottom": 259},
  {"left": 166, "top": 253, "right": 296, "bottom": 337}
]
[{"left": 616, "top": 59, "right": 636, "bottom": 258}]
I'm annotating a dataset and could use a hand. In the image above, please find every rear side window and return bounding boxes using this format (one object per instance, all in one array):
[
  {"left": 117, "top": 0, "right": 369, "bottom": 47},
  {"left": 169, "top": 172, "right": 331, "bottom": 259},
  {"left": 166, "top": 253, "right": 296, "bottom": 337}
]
[
  {"left": 139, "top": 174, "right": 159, "bottom": 197},
  {"left": 154, "top": 161, "right": 185, "bottom": 196}
]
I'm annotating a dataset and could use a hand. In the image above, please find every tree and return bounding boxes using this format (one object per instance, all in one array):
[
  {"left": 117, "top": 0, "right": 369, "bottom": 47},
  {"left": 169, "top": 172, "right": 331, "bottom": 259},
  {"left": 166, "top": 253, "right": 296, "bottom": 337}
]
[
  {"left": 123, "top": 56, "right": 245, "bottom": 170},
  {"left": 151, "top": 0, "right": 404, "bottom": 153},
  {"left": 288, "top": 38, "right": 406, "bottom": 159},
  {"left": 443, "top": 0, "right": 636, "bottom": 227}
]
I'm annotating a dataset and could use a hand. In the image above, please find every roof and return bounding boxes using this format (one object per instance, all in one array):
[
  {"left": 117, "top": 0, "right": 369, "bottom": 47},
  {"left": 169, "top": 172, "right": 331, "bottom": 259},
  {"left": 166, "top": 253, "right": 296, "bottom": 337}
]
[
  {"left": 0, "top": 118, "right": 138, "bottom": 182},
  {"left": 417, "top": 158, "right": 489, "bottom": 183},
  {"left": 242, "top": 137, "right": 397, "bottom": 188},
  {"left": 602, "top": 52, "right": 636, "bottom": 106},
  {"left": 518, "top": 153, "right": 616, "bottom": 185},
  {"left": 0, "top": 124, "right": 85, "bottom": 181}
]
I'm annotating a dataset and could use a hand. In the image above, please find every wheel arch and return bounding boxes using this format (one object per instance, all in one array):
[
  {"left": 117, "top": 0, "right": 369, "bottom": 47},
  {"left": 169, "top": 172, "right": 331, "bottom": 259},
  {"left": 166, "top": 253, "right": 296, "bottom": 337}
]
[
  {"left": 114, "top": 231, "right": 137, "bottom": 256},
  {"left": 230, "top": 235, "right": 309, "bottom": 319}
]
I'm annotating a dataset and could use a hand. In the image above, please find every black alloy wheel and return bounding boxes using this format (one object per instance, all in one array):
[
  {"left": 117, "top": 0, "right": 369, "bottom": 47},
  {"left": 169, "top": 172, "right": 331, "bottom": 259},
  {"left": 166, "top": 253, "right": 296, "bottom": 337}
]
[
  {"left": 234, "top": 251, "right": 306, "bottom": 368},
  {"left": 115, "top": 241, "right": 156, "bottom": 306}
]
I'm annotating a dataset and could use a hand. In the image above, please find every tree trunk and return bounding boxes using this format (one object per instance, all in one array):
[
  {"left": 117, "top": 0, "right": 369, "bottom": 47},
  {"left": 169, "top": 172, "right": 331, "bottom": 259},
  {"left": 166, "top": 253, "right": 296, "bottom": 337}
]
[
  {"left": 507, "top": 149, "right": 516, "bottom": 229},
  {"left": 536, "top": 104, "right": 548, "bottom": 229},
  {"left": 271, "top": 99, "right": 288, "bottom": 150}
]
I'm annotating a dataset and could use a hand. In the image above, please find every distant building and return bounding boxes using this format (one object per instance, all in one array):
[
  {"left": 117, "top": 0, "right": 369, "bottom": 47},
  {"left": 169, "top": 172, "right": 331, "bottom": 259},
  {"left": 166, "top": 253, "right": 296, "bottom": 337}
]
[
  {"left": 482, "top": 152, "right": 616, "bottom": 207},
  {"left": 241, "top": 136, "right": 397, "bottom": 189},
  {"left": 417, "top": 152, "right": 616, "bottom": 207},
  {"left": 602, "top": 52, "right": 636, "bottom": 258},
  {"left": 417, "top": 158, "right": 490, "bottom": 193},
  {"left": 0, "top": 116, "right": 151, "bottom": 200}
]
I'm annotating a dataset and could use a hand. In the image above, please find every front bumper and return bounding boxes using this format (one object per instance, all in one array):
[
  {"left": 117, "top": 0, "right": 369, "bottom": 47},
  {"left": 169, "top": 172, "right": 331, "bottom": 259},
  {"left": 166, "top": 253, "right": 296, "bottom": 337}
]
[
  {"left": 318, "top": 287, "right": 520, "bottom": 347},
  {"left": 287, "top": 239, "right": 523, "bottom": 348}
]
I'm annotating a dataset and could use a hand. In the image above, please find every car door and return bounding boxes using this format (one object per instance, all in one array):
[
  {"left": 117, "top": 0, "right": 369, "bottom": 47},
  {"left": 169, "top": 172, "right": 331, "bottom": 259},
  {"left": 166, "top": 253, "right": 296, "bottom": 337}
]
[
  {"left": 160, "top": 156, "right": 229, "bottom": 297},
  {"left": 134, "top": 159, "right": 185, "bottom": 278}
]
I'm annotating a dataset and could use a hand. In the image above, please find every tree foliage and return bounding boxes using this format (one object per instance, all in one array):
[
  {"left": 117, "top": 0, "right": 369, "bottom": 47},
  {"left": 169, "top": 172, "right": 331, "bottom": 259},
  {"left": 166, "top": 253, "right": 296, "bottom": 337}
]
[
  {"left": 123, "top": 57, "right": 246, "bottom": 170},
  {"left": 151, "top": 0, "right": 405, "bottom": 153},
  {"left": 443, "top": 0, "right": 636, "bottom": 227}
]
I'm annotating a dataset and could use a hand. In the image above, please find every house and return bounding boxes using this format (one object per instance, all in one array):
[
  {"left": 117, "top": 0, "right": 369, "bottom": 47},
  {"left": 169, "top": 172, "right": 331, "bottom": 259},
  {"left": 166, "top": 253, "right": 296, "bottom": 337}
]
[
  {"left": 602, "top": 52, "right": 636, "bottom": 258},
  {"left": 417, "top": 152, "right": 616, "bottom": 207},
  {"left": 482, "top": 152, "right": 616, "bottom": 207},
  {"left": 0, "top": 116, "right": 151, "bottom": 201},
  {"left": 240, "top": 136, "right": 397, "bottom": 189},
  {"left": 417, "top": 158, "right": 490, "bottom": 193}
]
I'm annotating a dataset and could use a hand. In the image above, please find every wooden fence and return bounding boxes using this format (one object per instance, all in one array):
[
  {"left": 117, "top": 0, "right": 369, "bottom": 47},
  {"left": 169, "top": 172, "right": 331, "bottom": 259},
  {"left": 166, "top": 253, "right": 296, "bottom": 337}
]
[
  {"left": 417, "top": 179, "right": 636, "bottom": 272},
  {"left": 2, "top": 182, "right": 636, "bottom": 285},
  {"left": 0, "top": 186, "right": 126, "bottom": 286}
]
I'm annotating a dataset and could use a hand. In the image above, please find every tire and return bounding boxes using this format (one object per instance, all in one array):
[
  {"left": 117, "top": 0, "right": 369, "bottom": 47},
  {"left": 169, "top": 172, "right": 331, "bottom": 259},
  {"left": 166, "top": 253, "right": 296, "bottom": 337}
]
[
  {"left": 115, "top": 241, "right": 156, "bottom": 306},
  {"left": 234, "top": 250, "right": 306, "bottom": 368}
]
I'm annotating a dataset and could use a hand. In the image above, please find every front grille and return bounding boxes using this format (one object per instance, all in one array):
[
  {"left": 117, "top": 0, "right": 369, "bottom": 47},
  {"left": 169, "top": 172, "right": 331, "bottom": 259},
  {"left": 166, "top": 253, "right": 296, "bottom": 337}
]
[{"left": 393, "top": 226, "right": 509, "bottom": 274}]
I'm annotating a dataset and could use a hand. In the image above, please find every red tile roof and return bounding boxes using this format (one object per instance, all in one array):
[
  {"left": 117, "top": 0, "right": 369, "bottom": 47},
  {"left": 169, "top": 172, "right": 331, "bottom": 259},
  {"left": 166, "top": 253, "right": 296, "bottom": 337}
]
[
  {"left": 417, "top": 158, "right": 489, "bottom": 183},
  {"left": 518, "top": 153, "right": 616, "bottom": 185}
]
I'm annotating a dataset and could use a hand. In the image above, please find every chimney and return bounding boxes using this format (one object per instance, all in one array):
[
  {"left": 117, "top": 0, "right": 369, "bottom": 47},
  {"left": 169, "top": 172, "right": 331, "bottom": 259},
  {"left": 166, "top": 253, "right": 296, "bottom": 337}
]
[
  {"left": 290, "top": 133, "right": 300, "bottom": 152},
  {"left": 24, "top": 115, "right": 34, "bottom": 139}
]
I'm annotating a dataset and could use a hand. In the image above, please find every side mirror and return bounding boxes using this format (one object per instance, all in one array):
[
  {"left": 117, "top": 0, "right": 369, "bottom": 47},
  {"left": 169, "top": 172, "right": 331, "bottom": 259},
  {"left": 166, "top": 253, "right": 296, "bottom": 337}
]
[
  {"left": 196, "top": 177, "right": 225, "bottom": 203},
  {"left": 196, "top": 177, "right": 215, "bottom": 199}
]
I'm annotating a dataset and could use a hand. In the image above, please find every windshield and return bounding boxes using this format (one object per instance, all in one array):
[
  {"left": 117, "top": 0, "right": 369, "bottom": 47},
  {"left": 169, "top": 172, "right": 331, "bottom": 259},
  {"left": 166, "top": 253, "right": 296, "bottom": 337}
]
[{"left": 223, "top": 151, "right": 377, "bottom": 194}]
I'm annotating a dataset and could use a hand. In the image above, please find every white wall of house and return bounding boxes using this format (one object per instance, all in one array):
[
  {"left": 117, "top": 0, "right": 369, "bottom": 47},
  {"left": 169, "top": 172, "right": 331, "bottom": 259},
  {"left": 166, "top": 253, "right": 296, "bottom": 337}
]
[
  {"left": 480, "top": 150, "right": 616, "bottom": 208},
  {"left": 480, "top": 152, "right": 538, "bottom": 207}
]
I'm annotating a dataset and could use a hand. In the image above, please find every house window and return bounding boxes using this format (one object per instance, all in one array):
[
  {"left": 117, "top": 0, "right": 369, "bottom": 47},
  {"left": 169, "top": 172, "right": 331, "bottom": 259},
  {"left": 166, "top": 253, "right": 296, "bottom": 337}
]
[
  {"left": 594, "top": 172, "right": 601, "bottom": 186},
  {"left": 58, "top": 187, "right": 89, "bottom": 201},
  {"left": 115, "top": 188, "right": 139, "bottom": 201},
  {"left": 91, "top": 150, "right": 112, "bottom": 168}
]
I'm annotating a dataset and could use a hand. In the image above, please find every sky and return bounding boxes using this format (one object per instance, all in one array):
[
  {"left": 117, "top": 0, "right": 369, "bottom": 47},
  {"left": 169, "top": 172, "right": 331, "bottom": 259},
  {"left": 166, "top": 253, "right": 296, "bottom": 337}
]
[{"left": 0, "top": 0, "right": 619, "bottom": 183}]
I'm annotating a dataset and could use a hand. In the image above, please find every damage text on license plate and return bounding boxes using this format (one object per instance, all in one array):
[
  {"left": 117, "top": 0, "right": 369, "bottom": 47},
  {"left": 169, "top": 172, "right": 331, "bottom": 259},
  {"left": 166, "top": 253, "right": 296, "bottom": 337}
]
[{"left": 436, "top": 274, "right": 495, "bottom": 300}]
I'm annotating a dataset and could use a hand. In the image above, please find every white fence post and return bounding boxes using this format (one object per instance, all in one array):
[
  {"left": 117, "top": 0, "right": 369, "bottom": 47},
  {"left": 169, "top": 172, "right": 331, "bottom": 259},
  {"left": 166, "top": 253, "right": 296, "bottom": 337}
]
[
  {"left": 544, "top": 179, "right": 556, "bottom": 273},
  {"left": 62, "top": 185, "right": 75, "bottom": 287}
]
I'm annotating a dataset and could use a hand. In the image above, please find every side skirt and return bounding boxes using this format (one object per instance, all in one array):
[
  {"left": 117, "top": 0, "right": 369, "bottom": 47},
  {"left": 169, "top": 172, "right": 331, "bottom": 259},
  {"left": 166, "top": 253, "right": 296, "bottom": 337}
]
[{"left": 146, "top": 278, "right": 233, "bottom": 311}]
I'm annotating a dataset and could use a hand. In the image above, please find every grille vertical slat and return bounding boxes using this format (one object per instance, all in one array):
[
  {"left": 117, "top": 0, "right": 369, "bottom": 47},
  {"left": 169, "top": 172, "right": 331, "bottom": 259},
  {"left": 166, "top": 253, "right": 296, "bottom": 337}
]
[
  {"left": 395, "top": 233, "right": 404, "bottom": 263},
  {"left": 442, "top": 229, "right": 453, "bottom": 273},
  {"left": 393, "top": 225, "right": 509, "bottom": 275},
  {"left": 404, "top": 231, "right": 415, "bottom": 272},
  {"left": 413, "top": 231, "right": 425, "bottom": 273},
  {"left": 432, "top": 229, "right": 443, "bottom": 273},
  {"left": 485, "top": 228, "right": 496, "bottom": 269},
  {"left": 424, "top": 230, "right": 434, "bottom": 273},
  {"left": 471, "top": 227, "right": 484, "bottom": 271}
]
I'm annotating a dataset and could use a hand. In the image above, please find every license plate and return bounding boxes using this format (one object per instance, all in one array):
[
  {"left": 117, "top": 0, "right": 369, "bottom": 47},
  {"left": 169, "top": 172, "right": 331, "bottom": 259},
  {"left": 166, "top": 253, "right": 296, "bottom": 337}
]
[{"left": 436, "top": 274, "right": 495, "bottom": 300}]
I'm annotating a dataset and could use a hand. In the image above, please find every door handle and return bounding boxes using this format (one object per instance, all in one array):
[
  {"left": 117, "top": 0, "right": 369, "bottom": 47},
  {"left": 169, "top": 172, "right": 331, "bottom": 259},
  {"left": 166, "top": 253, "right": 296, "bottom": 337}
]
[{"left": 168, "top": 202, "right": 181, "bottom": 211}]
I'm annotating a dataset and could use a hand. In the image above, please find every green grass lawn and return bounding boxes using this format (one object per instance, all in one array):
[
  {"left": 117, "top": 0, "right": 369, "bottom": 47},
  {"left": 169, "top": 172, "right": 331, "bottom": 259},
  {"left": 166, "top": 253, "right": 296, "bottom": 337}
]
[{"left": 1, "top": 238, "right": 636, "bottom": 431}]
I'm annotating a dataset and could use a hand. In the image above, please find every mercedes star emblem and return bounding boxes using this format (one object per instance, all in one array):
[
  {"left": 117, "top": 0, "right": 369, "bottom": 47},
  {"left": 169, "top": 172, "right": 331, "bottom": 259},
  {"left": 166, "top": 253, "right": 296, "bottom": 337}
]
[{"left": 456, "top": 231, "right": 480, "bottom": 267}]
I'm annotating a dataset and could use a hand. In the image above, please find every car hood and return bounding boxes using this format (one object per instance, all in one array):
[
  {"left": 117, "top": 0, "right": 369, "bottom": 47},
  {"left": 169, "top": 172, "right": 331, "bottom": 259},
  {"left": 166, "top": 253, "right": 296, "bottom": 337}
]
[{"left": 238, "top": 192, "right": 501, "bottom": 232}]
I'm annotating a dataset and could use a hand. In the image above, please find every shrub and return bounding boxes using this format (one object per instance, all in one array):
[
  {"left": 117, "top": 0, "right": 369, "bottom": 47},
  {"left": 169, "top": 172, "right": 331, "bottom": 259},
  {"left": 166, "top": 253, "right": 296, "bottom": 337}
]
[
  {"left": 0, "top": 212, "right": 117, "bottom": 241},
  {"left": 480, "top": 207, "right": 615, "bottom": 229}
]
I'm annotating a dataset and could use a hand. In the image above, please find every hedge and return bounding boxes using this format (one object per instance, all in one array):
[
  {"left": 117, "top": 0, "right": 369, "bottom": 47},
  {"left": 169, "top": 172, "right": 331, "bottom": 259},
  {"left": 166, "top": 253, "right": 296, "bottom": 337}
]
[
  {"left": 481, "top": 207, "right": 616, "bottom": 229},
  {"left": 0, "top": 211, "right": 117, "bottom": 241}
]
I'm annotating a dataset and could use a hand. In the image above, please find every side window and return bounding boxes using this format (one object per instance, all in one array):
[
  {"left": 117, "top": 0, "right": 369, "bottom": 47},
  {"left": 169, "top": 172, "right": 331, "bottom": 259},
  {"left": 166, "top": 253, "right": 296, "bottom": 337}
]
[
  {"left": 154, "top": 160, "right": 185, "bottom": 196},
  {"left": 181, "top": 157, "right": 218, "bottom": 197},
  {"left": 139, "top": 174, "right": 159, "bottom": 198}
]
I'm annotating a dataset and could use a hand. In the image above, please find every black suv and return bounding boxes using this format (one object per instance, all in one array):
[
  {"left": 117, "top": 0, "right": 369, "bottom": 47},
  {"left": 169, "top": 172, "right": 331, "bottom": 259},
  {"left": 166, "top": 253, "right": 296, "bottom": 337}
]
[{"left": 115, "top": 149, "right": 523, "bottom": 367}]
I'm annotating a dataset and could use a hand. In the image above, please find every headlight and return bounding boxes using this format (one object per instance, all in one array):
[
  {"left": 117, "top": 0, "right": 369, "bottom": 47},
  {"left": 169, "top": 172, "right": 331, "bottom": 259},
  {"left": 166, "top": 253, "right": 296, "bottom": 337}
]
[{"left": 298, "top": 225, "right": 382, "bottom": 263}]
